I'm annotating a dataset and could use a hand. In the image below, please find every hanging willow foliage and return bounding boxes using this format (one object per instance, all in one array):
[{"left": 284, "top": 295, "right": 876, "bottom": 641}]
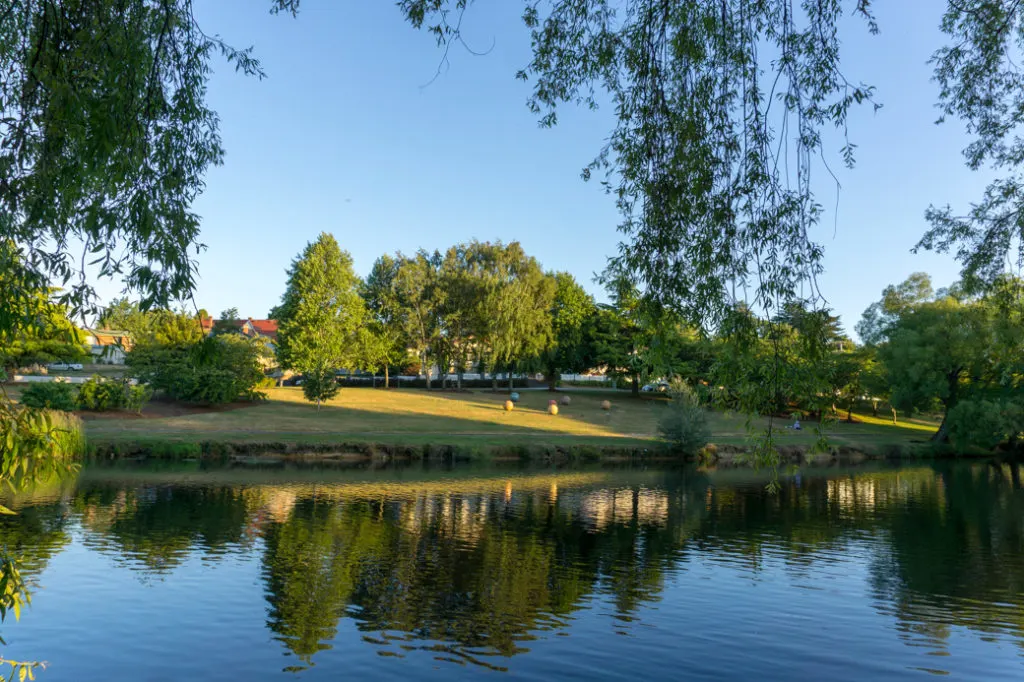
[{"left": 401, "top": 0, "right": 880, "bottom": 325}]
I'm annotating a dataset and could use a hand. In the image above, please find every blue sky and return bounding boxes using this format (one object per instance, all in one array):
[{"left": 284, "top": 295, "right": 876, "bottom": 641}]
[{"left": 96, "top": 0, "right": 987, "bottom": 336}]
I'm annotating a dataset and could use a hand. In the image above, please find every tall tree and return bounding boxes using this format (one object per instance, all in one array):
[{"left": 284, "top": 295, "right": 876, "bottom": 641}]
[
  {"left": 879, "top": 297, "right": 988, "bottom": 441},
  {"left": 272, "top": 234, "right": 365, "bottom": 409},
  {"left": 362, "top": 255, "right": 409, "bottom": 389},
  {"left": 393, "top": 251, "right": 442, "bottom": 389},
  {"left": 856, "top": 273, "right": 935, "bottom": 345},
  {"left": 540, "top": 272, "right": 597, "bottom": 390},
  {"left": 466, "top": 241, "right": 555, "bottom": 392},
  {"left": 436, "top": 244, "right": 477, "bottom": 390}
]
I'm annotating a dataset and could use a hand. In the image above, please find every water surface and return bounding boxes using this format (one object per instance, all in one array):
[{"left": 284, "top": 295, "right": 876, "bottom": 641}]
[{"left": 1, "top": 461, "right": 1022, "bottom": 680}]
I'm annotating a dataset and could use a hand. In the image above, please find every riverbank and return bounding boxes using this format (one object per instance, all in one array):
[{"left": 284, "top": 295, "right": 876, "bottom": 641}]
[{"left": 73, "top": 386, "right": 948, "bottom": 461}]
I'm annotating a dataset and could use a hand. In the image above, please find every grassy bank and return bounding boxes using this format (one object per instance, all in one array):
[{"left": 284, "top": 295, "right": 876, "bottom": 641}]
[{"left": 77, "top": 386, "right": 940, "bottom": 459}]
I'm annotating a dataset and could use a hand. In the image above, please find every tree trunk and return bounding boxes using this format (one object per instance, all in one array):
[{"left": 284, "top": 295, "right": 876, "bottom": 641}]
[
  {"left": 872, "top": 399, "right": 878, "bottom": 417},
  {"left": 891, "top": 407, "right": 897, "bottom": 425},
  {"left": 492, "top": 374, "right": 498, "bottom": 392},
  {"left": 548, "top": 368, "right": 557, "bottom": 391},
  {"left": 631, "top": 372, "right": 640, "bottom": 397},
  {"left": 384, "top": 365, "right": 389, "bottom": 390},
  {"left": 508, "top": 370, "right": 514, "bottom": 393},
  {"left": 932, "top": 369, "right": 962, "bottom": 443},
  {"left": 423, "top": 351, "right": 432, "bottom": 390},
  {"left": 457, "top": 370, "right": 463, "bottom": 391},
  {"left": 316, "top": 398, "right": 321, "bottom": 412}
]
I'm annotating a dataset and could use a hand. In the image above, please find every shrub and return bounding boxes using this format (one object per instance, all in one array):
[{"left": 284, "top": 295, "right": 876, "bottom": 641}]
[
  {"left": 658, "top": 381, "right": 711, "bottom": 455},
  {"left": 302, "top": 365, "right": 340, "bottom": 409},
  {"left": 0, "top": 401, "right": 85, "bottom": 464},
  {"left": 75, "top": 375, "right": 152, "bottom": 412},
  {"left": 129, "top": 335, "right": 267, "bottom": 406},
  {"left": 946, "top": 399, "right": 1024, "bottom": 451},
  {"left": 20, "top": 381, "right": 77, "bottom": 411}
]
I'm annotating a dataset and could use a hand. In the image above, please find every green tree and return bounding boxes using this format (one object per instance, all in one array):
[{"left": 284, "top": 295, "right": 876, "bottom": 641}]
[
  {"left": 879, "top": 298, "right": 989, "bottom": 441},
  {"left": 591, "top": 279, "right": 678, "bottom": 396},
  {"left": 212, "top": 308, "right": 241, "bottom": 336},
  {"left": 436, "top": 244, "right": 477, "bottom": 389},
  {"left": 142, "top": 309, "right": 204, "bottom": 347},
  {"left": 464, "top": 241, "right": 555, "bottom": 392},
  {"left": 393, "top": 251, "right": 442, "bottom": 389},
  {"left": 356, "top": 323, "right": 407, "bottom": 390},
  {"left": 856, "top": 273, "right": 934, "bottom": 345},
  {"left": 0, "top": 0, "right": 300, "bottom": 320},
  {"left": 96, "top": 298, "right": 153, "bottom": 339},
  {"left": 540, "top": 272, "right": 596, "bottom": 390},
  {"left": 362, "top": 255, "right": 410, "bottom": 388},
  {"left": 273, "top": 234, "right": 365, "bottom": 409}
]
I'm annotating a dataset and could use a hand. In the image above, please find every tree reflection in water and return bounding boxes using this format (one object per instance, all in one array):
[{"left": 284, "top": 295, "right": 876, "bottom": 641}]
[{"left": 2, "top": 462, "right": 1022, "bottom": 672}]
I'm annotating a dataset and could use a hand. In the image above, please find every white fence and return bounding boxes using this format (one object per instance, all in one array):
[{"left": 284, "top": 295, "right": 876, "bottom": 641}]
[
  {"left": 11, "top": 375, "right": 137, "bottom": 385},
  {"left": 560, "top": 374, "right": 610, "bottom": 383}
]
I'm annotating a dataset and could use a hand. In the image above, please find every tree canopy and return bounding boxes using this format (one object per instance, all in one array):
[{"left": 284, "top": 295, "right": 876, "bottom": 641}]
[{"left": 272, "top": 233, "right": 365, "bottom": 407}]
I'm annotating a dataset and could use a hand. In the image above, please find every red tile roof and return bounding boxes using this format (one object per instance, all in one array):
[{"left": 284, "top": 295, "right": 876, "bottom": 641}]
[
  {"left": 248, "top": 319, "right": 278, "bottom": 338},
  {"left": 199, "top": 316, "right": 277, "bottom": 340}
]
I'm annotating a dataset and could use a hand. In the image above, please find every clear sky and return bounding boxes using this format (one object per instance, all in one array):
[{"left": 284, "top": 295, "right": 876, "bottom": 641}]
[{"left": 94, "top": 0, "right": 988, "bottom": 337}]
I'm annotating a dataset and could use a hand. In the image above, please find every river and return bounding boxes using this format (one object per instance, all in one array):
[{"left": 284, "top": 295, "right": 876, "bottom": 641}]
[{"left": 0, "top": 460, "right": 1021, "bottom": 680}]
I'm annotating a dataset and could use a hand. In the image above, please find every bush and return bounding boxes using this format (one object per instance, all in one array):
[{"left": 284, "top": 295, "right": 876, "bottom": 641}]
[
  {"left": 128, "top": 335, "right": 268, "bottom": 406},
  {"left": 75, "top": 375, "right": 152, "bottom": 412},
  {"left": 946, "top": 399, "right": 1024, "bottom": 451},
  {"left": 658, "top": 381, "right": 711, "bottom": 455},
  {"left": 20, "top": 381, "right": 77, "bottom": 411},
  {"left": 302, "top": 365, "right": 341, "bottom": 408}
]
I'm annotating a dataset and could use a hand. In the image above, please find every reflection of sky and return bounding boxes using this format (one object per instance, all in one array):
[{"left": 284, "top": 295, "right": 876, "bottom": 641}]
[{"left": 3, "top": 477, "right": 1024, "bottom": 681}]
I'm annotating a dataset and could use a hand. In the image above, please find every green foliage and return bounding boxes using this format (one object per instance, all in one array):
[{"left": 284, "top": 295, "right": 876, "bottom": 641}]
[
  {"left": 19, "top": 382, "right": 77, "bottom": 412},
  {"left": 273, "top": 233, "right": 365, "bottom": 406},
  {"left": 863, "top": 275, "right": 1024, "bottom": 444},
  {"left": 463, "top": 241, "right": 556, "bottom": 388},
  {"left": 301, "top": 366, "right": 340, "bottom": 409},
  {"left": 0, "top": 1, "right": 299, "bottom": 317},
  {"left": 96, "top": 298, "right": 153, "bottom": 339},
  {"left": 401, "top": 0, "right": 880, "bottom": 324},
  {"left": 541, "top": 272, "right": 596, "bottom": 386},
  {"left": 657, "top": 382, "right": 711, "bottom": 455},
  {"left": 212, "top": 308, "right": 241, "bottom": 336},
  {"left": 75, "top": 376, "right": 152, "bottom": 413},
  {"left": 392, "top": 251, "right": 443, "bottom": 389},
  {"left": 356, "top": 323, "right": 406, "bottom": 388},
  {"left": 856, "top": 273, "right": 934, "bottom": 345},
  {"left": 129, "top": 335, "right": 267, "bottom": 406},
  {"left": 920, "top": 3, "right": 1024, "bottom": 290},
  {"left": 946, "top": 399, "right": 1024, "bottom": 451},
  {"left": 0, "top": 263, "right": 89, "bottom": 369}
]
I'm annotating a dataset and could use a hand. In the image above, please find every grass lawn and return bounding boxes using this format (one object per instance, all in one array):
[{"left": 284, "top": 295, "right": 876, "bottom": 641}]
[{"left": 80, "top": 386, "right": 938, "bottom": 452}]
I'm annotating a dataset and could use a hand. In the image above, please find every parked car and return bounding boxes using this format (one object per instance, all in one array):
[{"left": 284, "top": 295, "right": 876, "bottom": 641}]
[
  {"left": 46, "top": 362, "right": 83, "bottom": 371},
  {"left": 641, "top": 381, "right": 671, "bottom": 393}
]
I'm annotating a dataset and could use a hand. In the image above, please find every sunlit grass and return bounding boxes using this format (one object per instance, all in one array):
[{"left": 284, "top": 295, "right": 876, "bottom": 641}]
[
  {"left": 846, "top": 411, "right": 939, "bottom": 432},
  {"left": 78, "top": 386, "right": 938, "bottom": 451}
]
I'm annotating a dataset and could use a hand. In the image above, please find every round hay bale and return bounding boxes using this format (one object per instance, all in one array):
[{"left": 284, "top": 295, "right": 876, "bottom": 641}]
[
  {"left": 504, "top": 400, "right": 514, "bottom": 412},
  {"left": 510, "top": 392, "right": 520, "bottom": 403},
  {"left": 548, "top": 403, "right": 559, "bottom": 416},
  {"left": 601, "top": 400, "right": 612, "bottom": 411},
  {"left": 560, "top": 395, "right": 571, "bottom": 406}
]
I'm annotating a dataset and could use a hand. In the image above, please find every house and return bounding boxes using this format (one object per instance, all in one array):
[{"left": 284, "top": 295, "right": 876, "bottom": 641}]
[
  {"left": 199, "top": 316, "right": 278, "bottom": 349},
  {"left": 82, "top": 329, "right": 133, "bottom": 365},
  {"left": 199, "top": 316, "right": 280, "bottom": 370}
]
